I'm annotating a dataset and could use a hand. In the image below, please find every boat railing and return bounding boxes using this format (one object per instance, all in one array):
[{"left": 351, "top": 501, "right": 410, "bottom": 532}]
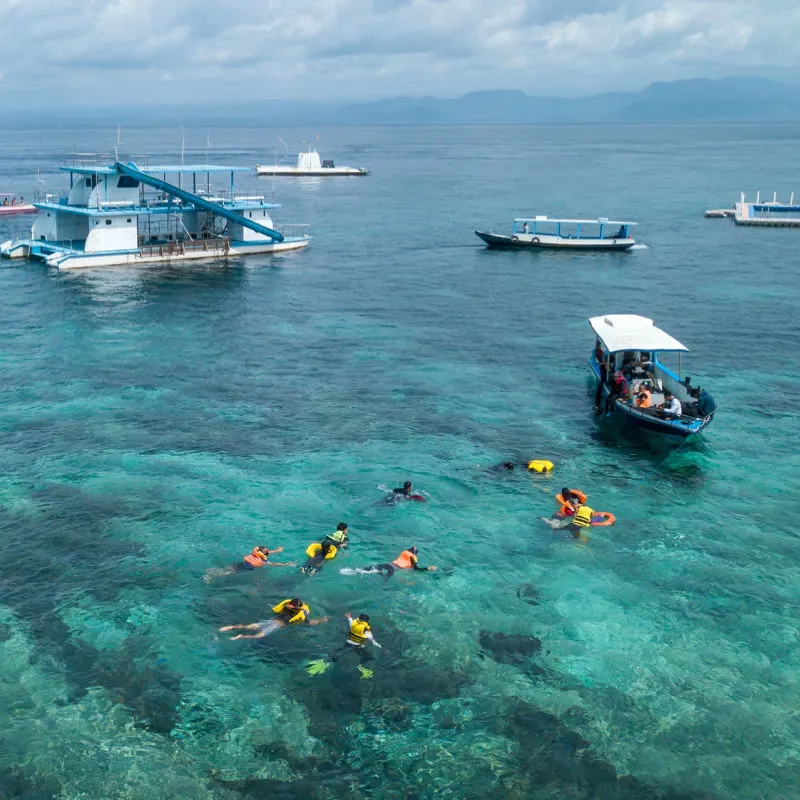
[
  {"left": 274, "top": 224, "right": 311, "bottom": 239},
  {"left": 137, "top": 237, "right": 231, "bottom": 258}
]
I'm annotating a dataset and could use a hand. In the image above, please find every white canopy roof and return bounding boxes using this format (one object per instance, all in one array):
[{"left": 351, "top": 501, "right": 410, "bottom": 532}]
[{"left": 589, "top": 315, "right": 688, "bottom": 354}]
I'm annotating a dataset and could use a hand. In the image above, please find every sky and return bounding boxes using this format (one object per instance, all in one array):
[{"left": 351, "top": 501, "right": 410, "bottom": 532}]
[{"left": 0, "top": 0, "right": 797, "bottom": 109}]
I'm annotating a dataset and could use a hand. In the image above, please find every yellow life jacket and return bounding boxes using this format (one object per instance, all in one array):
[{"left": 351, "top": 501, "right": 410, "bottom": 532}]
[
  {"left": 348, "top": 619, "right": 371, "bottom": 645},
  {"left": 528, "top": 459, "right": 554, "bottom": 473},
  {"left": 306, "top": 542, "right": 338, "bottom": 560},
  {"left": 573, "top": 505, "right": 594, "bottom": 528},
  {"left": 326, "top": 531, "right": 347, "bottom": 545},
  {"left": 272, "top": 599, "right": 310, "bottom": 624}
]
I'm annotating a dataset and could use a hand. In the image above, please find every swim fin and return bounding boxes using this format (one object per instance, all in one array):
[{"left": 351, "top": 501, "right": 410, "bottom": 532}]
[
  {"left": 306, "top": 659, "right": 331, "bottom": 676},
  {"left": 357, "top": 665, "right": 374, "bottom": 680}
]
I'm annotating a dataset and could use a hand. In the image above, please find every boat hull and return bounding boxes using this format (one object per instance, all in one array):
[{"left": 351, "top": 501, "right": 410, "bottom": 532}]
[
  {"left": 475, "top": 230, "right": 635, "bottom": 251},
  {"left": 0, "top": 237, "right": 310, "bottom": 269},
  {"left": 589, "top": 361, "right": 713, "bottom": 439},
  {"left": 256, "top": 166, "right": 369, "bottom": 177},
  {"left": 0, "top": 204, "right": 37, "bottom": 217}
]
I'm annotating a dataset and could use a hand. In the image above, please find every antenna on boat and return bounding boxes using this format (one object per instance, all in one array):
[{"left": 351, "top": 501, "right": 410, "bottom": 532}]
[{"left": 205, "top": 131, "right": 211, "bottom": 167}]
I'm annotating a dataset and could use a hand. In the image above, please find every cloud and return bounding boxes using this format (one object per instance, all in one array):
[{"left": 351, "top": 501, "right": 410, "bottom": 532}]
[{"left": 0, "top": 0, "right": 799, "bottom": 107}]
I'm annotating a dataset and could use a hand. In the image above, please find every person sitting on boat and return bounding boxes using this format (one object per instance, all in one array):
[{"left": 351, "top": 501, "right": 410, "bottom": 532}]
[
  {"left": 657, "top": 390, "right": 682, "bottom": 418},
  {"left": 634, "top": 385, "right": 652, "bottom": 408},
  {"left": 1, "top": 197, "right": 7, "bottom": 206},
  {"left": 523, "top": 222, "right": 530, "bottom": 234}
]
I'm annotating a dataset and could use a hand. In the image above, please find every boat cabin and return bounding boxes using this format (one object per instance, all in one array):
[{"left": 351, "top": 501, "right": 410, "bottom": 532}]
[
  {"left": 513, "top": 216, "right": 634, "bottom": 240},
  {"left": 589, "top": 315, "right": 715, "bottom": 435}
]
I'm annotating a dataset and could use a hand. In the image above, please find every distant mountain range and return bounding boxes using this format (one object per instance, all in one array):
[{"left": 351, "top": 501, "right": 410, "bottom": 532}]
[
  {"left": 317, "top": 78, "right": 800, "bottom": 124},
  {"left": 8, "top": 77, "right": 800, "bottom": 126}
]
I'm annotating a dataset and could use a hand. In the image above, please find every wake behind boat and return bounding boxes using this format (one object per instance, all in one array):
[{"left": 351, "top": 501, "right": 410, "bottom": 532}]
[
  {"left": 589, "top": 315, "right": 716, "bottom": 438},
  {"left": 476, "top": 216, "right": 636, "bottom": 251},
  {"left": 256, "top": 149, "right": 369, "bottom": 177}
]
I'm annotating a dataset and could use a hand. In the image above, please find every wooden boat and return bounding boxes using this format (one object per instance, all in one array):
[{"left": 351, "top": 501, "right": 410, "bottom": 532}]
[
  {"left": 476, "top": 216, "right": 636, "bottom": 251},
  {"left": 589, "top": 315, "right": 716, "bottom": 438}
]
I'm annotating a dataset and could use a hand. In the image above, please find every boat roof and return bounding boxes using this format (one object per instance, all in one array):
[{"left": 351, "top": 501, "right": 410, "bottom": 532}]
[
  {"left": 60, "top": 164, "right": 249, "bottom": 176},
  {"left": 589, "top": 315, "right": 688, "bottom": 353},
  {"left": 515, "top": 216, "right": 637, "bottom": 225}
]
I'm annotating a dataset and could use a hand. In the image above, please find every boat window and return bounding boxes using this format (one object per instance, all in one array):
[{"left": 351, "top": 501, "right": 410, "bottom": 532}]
[
  {"left": 84, "top": 175, "right": 99, "bottom": 189},
  {"left": 105, "top": 219, "right": 112, "bottom": 225},
  {"left": 117, "top": 176, "right": 139, "bottom": 189},
  {"left": 126, "top": 218, "right": 132, "bottom": 223}
]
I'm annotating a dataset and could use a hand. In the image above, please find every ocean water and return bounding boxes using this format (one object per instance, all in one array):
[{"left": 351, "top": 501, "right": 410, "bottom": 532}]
[{"left": 0, "top": 121, "right": 799, "bottom": 799}]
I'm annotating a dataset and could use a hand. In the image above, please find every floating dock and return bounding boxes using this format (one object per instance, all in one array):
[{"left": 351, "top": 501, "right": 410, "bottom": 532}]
[
  {"left": 733, "top": 192, "right": 800, "bottom": 227},
  {"left": 703, "top": 208, "right": 734, "bottom": 219}
]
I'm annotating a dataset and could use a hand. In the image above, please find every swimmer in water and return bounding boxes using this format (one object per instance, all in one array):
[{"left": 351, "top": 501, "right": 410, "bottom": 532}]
[
  {"left": 340, "top": 546, "right": 437, "bottom": 579},
  {"left": 542, "top": 500, "right": 593, "bottom": 542},
  {"left": 219, "top": 598, "right": 328, "bottom": 639},
  {"left": 204, "top": 546, "right": 295, "bottom": 582},
  {"left": 300, "top": 522, "right": 350, "bottom": 575},
  {"left": 385, "top": 481, "right": 425, "bottom": 503},
  {"left": 307, "top": 612, "right": 382, "bottom": 679}
]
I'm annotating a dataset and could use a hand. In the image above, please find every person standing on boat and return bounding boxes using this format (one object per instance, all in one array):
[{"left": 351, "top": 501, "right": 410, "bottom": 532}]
[
  {"left": 523, "top": 222, "right": 529, "bottom": 234},
  {"left": 657, "top": 391, "right": 682, "bottom": 418}
]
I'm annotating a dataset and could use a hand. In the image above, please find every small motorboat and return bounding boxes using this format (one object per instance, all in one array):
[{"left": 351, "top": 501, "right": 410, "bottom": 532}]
[
  {"left": 476, "top": 216, "right": 636, "bottom": 251},
  {"left": 0, "top": 193, "right": 37, "bottom": 217},
  {"left": 589, "top": 314, "right": 716, "bottom": 438},
  {"left": 256, "top": 149, "right": 369, "bottom": 177}
]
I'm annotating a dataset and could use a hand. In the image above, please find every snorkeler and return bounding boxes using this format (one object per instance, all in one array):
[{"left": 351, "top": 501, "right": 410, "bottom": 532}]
[
  {"left": 385, "top": 481, "right": 425, "bottom": 503},
  {"left": 300, "top": 522, "right": 350, "bottom": 575},
  {"left": 204, "top": 546, "right": 295, "bottom": 582},
  {"left": 339, "top": 546, "right": 437, "bottom": 579},
  {"left": 307, "top": 612, "right": 382, "bottom": 679},
  {"left": 541, "top": 500, "right": 594, "bottom": 542},
  {"left": 219, "top": 597, "right": 328, "bottom": 639}
]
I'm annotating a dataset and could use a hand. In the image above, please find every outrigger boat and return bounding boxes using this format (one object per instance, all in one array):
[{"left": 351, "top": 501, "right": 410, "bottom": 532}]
[
  {"left": 0, "top": 156, "right": 309, "bottom": 269},
  {"left": 476, "top": 216, "right": 636, "bottom": 250},
  {"left": 0, "top": 193, "right": 37, "bottom": 217},
  {"left": 256, "top": 148, "right": 369, "bottom": 177},
  {"left": 589, "top": 315, "right": 716, "bottom": 438}
]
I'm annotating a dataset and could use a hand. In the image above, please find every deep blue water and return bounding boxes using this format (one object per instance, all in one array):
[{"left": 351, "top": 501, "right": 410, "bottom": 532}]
[{"left": 0, "top": 122, "right": 799, "bottom": 799}]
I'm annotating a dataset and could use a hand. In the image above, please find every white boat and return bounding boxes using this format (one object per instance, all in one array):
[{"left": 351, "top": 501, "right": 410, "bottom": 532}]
[
  {"left": 0, "top": 157, "right": 310, "bottom": 270},
  {"left": 475, "top": 216, "right": 637, "bottom": 251},
  {"left": 589, "top": 315, "right": 716, "bottom": 438},
  {"left": 0, "top": 193, "right": 37, "bottom": 217},
  {"left": 256, "top": 149, "right": 369, "bottom": 177}
]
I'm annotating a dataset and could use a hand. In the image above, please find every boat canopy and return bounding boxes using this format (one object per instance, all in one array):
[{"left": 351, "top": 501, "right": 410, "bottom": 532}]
[
  {"left": 514, "top": 217, "right": 637, "bottom": 226},
  {"left": 60, "top": 164, "right": 250, "bottom": 176},
  {"left": 589, "top": 315, "right": 688, "bottom": 354}
]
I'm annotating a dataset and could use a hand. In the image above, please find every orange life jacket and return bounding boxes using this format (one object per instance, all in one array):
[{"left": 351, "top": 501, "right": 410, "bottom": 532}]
[
  {"left": 392, "top": 550, "right": 417, "bottom": 569},
  {"left": 243, "top": 549, "right": 267, "bottom": 567}
]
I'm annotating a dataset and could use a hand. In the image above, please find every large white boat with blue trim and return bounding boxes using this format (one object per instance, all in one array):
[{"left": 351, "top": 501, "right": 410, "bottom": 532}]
[
  {"left": 589, "top": 315, "right": 716, "bottom": 439},
  {"left": 0, "top": 157, "right": 309, "bottom": 269},
  {"left": 476, "top": 216, "right": 636, "bottom": 250}
]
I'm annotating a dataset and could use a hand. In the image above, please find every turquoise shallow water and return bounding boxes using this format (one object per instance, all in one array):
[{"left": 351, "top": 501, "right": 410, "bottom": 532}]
[{"left": 0, "top": 122, "right": 799, "bottom": 799}]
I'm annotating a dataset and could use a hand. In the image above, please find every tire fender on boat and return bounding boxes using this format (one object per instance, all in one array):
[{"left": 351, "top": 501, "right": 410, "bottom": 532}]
[
  {"left": 511, "top": 235, "right": 519, "bottom": 242},
  {"left": 531, "top": 237, "right": 540, "bottom": 244}
]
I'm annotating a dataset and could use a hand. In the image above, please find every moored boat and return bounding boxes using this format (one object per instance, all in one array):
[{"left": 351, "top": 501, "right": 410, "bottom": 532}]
[
  {"left": 0, "top": 156, "right": 309, "bottom": 269},
  {"left": 476, "top": 216, "right": 636, "bottom": 251},
  {"left": 0, "top": 193, "right": 37, "bottom": 216},
  {"left": 589, "top": 315, "right": 716, "bottom": 438},
  {"left": 256, "top": 149, "right": 369, "bottom": 177}
]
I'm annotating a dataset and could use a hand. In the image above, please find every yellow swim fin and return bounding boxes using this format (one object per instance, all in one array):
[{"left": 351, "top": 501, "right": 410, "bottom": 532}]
[
  {"left": 306, "top": 659, "right": 331, "bottom": 676},
  {"left": 357, "top": 665, "right": 374, "bottom": 680}
]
